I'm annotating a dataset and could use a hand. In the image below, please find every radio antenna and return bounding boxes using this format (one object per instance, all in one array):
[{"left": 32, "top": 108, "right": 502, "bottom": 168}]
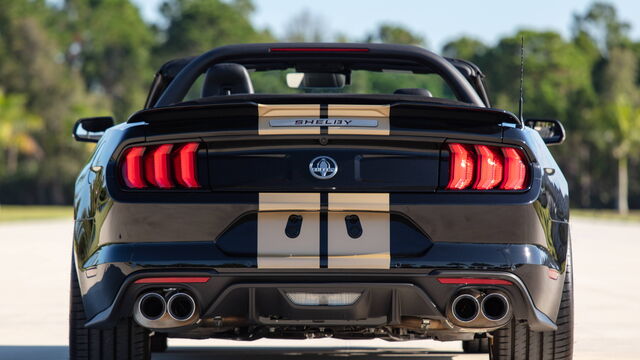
[{"left": 518, "top": 36, "right": 525, "bottom": 121}]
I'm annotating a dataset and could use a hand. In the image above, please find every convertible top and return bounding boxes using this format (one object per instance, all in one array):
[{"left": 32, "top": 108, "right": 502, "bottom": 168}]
[{"left": 144, "top": 43, "right": 491, "bottom": 109}]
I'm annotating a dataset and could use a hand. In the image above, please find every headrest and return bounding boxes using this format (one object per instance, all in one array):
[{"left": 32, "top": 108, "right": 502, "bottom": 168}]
[{"left": 201, "top": 63, "right": 254, "bottom": 97}]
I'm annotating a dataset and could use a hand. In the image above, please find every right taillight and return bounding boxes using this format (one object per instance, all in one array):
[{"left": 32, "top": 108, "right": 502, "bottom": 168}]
[
  {"left": 120, "top": 142, "right": 201, "bottom": 190},
  {"left": 445, "top": 143, "right": 528, "bottom": 191}
]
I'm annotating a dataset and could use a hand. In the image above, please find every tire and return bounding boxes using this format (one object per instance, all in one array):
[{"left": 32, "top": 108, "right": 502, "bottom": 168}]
[
  {"left": 69, "top": 257, "right": 151, "bottom": 360},
  {"left": 463, "top": 338, "right": 489, "bottom": 353},
  {"left": 490, "top": 244, "right": 573, "bottom": 360},
  {"left": 150, "top": 333, "right": 168, "bottom": 352}
]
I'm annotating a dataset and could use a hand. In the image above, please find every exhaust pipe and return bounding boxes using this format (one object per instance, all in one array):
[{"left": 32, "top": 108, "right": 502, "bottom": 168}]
[
  {"left": 167, "top": 293, "right": 196, "bottom": 321},
  {"left": 451, "top": 294, "right": 480, "bottom": 323},
  {"left": 138, "top": 293, "right": 166, "bottom": 321},
  {"left": 481, "top": 293, "right": 510, "bottom": 322}
]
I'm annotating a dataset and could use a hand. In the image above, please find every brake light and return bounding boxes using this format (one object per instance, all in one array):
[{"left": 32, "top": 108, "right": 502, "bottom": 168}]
[
  {"left": 122, "top": 147, "right": 146, "bottom": 189},
  {"left": 121, "top": 142, "right": 201, "bottom": 189},
  {"left": 173, "top": 142, "right": 200, "bottom": 188},
  {"left": 270, "top": 47, "right": 369, "bottom": 53},
  {"left": 500, "top": 147, "right": 527, "bottom": 190},
  {"left": 445, "top": 143, "right": 528, "bottom": 191},
  {"left": 446, "top": 143, "right": 475, "bottom": 190},
  {"left": 473, "top": 145, "right": 503, "bottom": 190},
  {"left": 144, "top": 144, "right": 174, "bottom": 188}
]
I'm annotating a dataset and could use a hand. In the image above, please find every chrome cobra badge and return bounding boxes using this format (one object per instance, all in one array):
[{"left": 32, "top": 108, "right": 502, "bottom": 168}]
[{"left": 309, "top": 156, "right": 338, "bottom": 179}]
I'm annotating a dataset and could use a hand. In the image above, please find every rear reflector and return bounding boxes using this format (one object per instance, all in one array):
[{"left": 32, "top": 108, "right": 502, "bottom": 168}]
[
  {"left": 134, "top": 277, "right": 210, "bottom": 284},
  {"left": 437, "top": 278, "right": 512, "bottom": 285},
  {"left": 445, "top": 143, "right": 529, "bottom": 191},
  {"left": 446, "top": 143, "right": 475, "bottom": 190},
  {"left": 121, "top": 142, "right": 200, "bottom": 189},
  {"left": 122, "top": 147, "right": 146, "bottom": 189}
]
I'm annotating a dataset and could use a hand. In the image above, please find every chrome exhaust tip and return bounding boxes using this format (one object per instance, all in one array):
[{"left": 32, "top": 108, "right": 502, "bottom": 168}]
[
  {"left": 167, "top": 293, "right": 196, "bottom": 322},
  {"left": 138, "top": 293, "right": 166, "bottom": 321},
  {"left": 481, "top": 293, "right": 510, "bottom": 322},
  {"left": 451, "top": 294, "right": 480, "bottom": 323}
]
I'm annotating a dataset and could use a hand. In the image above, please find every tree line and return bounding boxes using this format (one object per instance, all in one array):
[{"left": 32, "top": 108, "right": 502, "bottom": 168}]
[{"left": 0, "top": 0, "right": 638, "bottom": 213}]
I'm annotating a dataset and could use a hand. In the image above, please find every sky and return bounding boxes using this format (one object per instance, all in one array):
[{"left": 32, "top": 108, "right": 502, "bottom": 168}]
[{"left": 134, "top": 0, "right": 640, "bottom": 51}]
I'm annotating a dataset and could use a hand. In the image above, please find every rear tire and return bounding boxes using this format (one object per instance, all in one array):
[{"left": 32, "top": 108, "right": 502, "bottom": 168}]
[
  {"left": 463, "top": 338, "right": 489, "bottom": 353},
  {"left": 150, "top": 333, "right": 168, "bottom": 352},
  {"left": 69, "top": 257, "right": 151, "bottom": 360},
  {"left": 490, "top": 243, "right": 573, "bottom": 360}
]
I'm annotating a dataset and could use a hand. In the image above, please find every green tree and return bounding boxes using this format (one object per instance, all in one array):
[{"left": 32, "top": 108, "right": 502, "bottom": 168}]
[
  {"left": 61, "top": 0, "right": 155, "bottom": 120},
  {"left": 157, "top": 0, "right": 271, "bottom": 59},
  {"left": 0, "top": 90, "right": 43, "bottom": 175},
  {"left": 442, "top": 37, "right": 487, "bottom": 60},
  {"left": 593, "top": 48, "right": 640, "bottom": 214},
  {"left": 365, "top": 23, "right": 425, "bottom": 46}
]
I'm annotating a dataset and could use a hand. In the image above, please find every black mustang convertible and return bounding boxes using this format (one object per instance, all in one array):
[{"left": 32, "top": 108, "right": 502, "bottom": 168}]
[{"left": 69, "top": 43, "right": 572, "bottom": 360}]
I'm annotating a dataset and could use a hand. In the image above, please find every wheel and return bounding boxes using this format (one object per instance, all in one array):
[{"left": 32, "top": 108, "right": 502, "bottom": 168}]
[
  {"left": 150, "top": 333, "right": 168, "bottom": 352},
  {"left": 69, "top": 257, "right": 151, "bottom": 360},
  {"left": 463, "top": 337, "right": 489, "bottom": 353},
  {"left": 490, "top": 243, "right": 573, "bottom": 360}
]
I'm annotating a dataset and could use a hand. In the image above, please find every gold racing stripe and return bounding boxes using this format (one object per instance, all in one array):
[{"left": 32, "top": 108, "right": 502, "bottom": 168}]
[
  {"left": 327, "top": 193, "right": 390, "bottom": 269},
  {"left": 257, "top": 192, "right": 390, "bottom": 269},
  {"left": 257, "top": 193, "right": 320, "bottom": 269},
  {"left": 258, "top": 104, "right": 320, "bottom": 135},
  {"left": 327, "top": 104, "right": 390, "bottom": 135}
]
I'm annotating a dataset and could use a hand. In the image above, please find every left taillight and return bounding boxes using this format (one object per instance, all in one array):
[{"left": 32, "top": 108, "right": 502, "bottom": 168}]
[{"left": 120, "top": 142, "right": 201, "bottom": 189}]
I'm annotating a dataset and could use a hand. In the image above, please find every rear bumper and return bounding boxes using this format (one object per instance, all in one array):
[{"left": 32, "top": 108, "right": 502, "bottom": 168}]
[{"left": 77, "top": 241, "right": 562, "bottom": 333}]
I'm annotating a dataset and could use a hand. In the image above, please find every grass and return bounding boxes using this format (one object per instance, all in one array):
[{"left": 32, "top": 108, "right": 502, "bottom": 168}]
[
  {"left": 0, "top": 205, "right": 72, "bottom": 222},
  {"left": 571, "top": 208, "right": 640, "bottom": 222}
]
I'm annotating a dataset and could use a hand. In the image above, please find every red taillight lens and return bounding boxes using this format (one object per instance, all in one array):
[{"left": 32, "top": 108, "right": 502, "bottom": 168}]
[
  {"left": 121, "top": 142, "right": 200, "bottom": 189},
  {"left": 122, "top": 147, "right": 146, "bottom": 189},
  {"left": 445, "top": 143, "right": 529, "bottom": 191},
  {"left": 446, "top": 143, "right": 475, "bottom": 190},
  {"left": 500, "top": 147, "right": 527, "bottom": 190},
  {"left": 473, "top": 145, "right": 503, "bottom": 190},
  {"left": 173, "top": 142, "right": 200, "bottom": 188},
  {"left": 144, "top": 144, "right": 174, "bottom": 188}
]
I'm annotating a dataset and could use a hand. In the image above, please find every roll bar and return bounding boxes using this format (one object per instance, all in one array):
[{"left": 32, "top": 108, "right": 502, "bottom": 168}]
[{"left": 154, "top": 43, "right": 485, "bottom": 108}]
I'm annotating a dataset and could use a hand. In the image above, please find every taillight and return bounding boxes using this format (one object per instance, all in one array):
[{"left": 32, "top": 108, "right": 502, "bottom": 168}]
[
  {"left": 445, "top": 143, "right": 528, "bottom": 191},
  {"left": 500, "top": 147, "right": 527, "bottom": 190},
  {"left": 446, "top": 143, "right": 475, "bottom": 190},
  {"left": 122, "top": 147, "right": 146, "bottom": 189},
  {"left": 473, "top": 145, "right": 503, "bottom": 190},
  {"left": 121, "top": 142, "right": 201, "bottom": 189}
]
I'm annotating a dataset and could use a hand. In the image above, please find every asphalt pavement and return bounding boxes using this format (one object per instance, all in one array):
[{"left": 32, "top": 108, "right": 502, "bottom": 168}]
[{"left": 0, "top": 217, "right": 638, "bottom": 359}]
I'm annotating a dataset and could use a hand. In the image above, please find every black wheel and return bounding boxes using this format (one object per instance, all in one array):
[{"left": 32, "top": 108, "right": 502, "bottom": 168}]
[
  {"left": 463, "top": 337, "right": 489, "bottom": 353},
  {"left": 69, "top": 257, "right": 151, "bottom": 360},
  {"left": 490, "top": 243, "right": 573, "bottom": 360},
  {"left": 150, "top": 333, "right": 168, "bottom": 352}
]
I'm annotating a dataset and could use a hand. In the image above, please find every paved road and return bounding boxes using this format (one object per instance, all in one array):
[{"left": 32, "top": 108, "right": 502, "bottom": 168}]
[{"left": 0, "top": 217, "right": 638, "bottom": 359}]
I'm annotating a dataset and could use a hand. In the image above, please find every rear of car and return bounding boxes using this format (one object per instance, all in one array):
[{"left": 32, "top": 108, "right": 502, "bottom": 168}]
[{"left": 70, "top": 43, "right": 572, "bottom": 360}]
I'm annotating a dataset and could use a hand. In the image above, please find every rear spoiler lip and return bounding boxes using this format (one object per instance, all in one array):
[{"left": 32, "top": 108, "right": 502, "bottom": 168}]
[{"left": 128, "top": 100, "right": 521, "bottom": 127}]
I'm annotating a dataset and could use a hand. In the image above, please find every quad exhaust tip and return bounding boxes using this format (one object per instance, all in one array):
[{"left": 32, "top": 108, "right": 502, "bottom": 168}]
[
  {"left": 451, "top": 294, "right": 480, "bottom": 323},
  {"left": 138, "top": 293, "right": 166, "bottom": 321},
  {"left": 481, "top": 293, "right": 510, "bottom": 322},
  {"left": 167, "top": 293, "right": 196, "bottom": 322}
]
